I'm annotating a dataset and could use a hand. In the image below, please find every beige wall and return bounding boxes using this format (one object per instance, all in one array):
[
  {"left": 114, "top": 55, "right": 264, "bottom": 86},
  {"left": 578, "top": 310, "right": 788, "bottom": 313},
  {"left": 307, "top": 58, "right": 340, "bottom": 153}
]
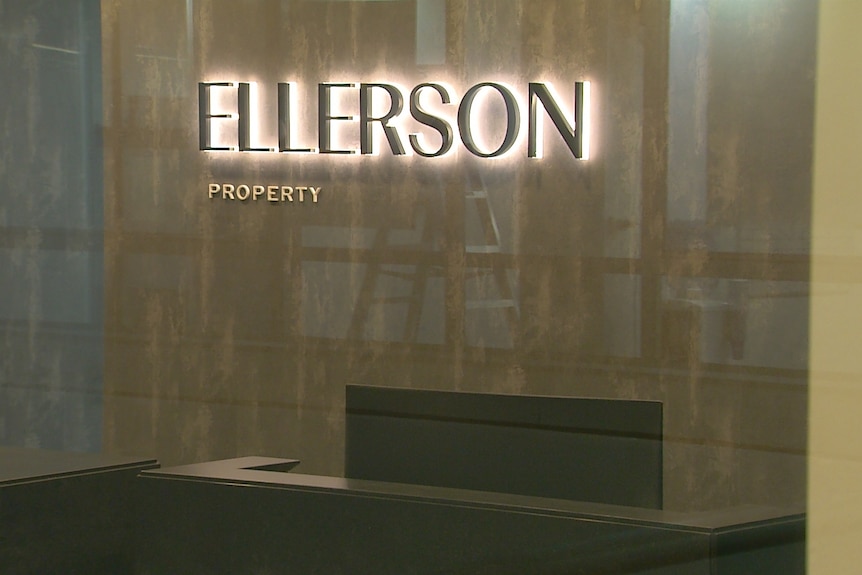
[{"left": 809, "top": 1, "right": 862, "bottom": 572}]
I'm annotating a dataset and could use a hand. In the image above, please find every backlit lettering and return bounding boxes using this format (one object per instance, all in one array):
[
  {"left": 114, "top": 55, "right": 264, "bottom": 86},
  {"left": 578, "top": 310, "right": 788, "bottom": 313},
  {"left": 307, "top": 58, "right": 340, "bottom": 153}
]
[{"left": 198, "top": 80, "right": 590, "bottom": 160}]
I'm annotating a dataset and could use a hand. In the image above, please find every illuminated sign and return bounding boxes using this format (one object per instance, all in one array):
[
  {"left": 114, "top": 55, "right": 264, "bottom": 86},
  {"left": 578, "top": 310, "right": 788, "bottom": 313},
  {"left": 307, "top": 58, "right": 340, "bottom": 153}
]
[{"left": 199, "top": 81, "right": 590, "bottom": 160}]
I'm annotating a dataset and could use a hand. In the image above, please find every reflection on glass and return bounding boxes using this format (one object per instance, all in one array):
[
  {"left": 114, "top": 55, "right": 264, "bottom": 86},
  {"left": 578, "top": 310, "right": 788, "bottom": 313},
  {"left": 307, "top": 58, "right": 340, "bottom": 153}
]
[
  {"left": 0, "top": 0, "right": 815, "bottom": 531},
  {"left": 660, "top": 277, "right": 808, "bottom": 371},
  {"left": 0, "top": 0, "right": 103, "bottom": 452}
]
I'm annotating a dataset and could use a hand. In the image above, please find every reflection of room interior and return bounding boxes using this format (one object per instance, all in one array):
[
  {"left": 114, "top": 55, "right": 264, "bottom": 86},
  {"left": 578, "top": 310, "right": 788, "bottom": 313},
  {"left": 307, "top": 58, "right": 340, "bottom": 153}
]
[{"left": 0, "top": 0, "right": 821, "bottom": 572}]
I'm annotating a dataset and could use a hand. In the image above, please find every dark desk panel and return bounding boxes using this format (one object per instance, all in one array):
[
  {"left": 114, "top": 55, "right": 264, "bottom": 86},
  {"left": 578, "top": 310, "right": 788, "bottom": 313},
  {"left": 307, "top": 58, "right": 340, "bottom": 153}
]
[
  {"left": 138, "top": 457, "right": 803, "bottom": 575},
  {"left": 0, "top": 447, "right": 158, "bottom": 575},
  {"left": 345, "top": 385, "right": 663, "bottom": 508}
]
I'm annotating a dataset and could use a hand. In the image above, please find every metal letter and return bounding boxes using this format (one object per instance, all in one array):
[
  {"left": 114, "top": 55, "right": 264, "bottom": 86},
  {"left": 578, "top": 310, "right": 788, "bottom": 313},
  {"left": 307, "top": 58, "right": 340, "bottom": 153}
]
[
  {"left": 238, "top": 83, "right": 274, "bottom": 152},
  {"left": 319, "top": 83, "right": 356, "bottom": 154},
  {"left": 199, "top": 82, "right": 234, "bottom": 151},
  {"left": 408, "top": 83, "right": 453, "bottom": 157},
  {"left": 278, "top": 83, "right": 316, "bottom": 153},
  {"left": 359, "top": 84, "right": 406, "bottom": 155},
  {"left": 528, "top": 82, "right": 587, "bottom": 159},
  {"left": 458, "top": 83, "right": 520, "bottom": 158}
]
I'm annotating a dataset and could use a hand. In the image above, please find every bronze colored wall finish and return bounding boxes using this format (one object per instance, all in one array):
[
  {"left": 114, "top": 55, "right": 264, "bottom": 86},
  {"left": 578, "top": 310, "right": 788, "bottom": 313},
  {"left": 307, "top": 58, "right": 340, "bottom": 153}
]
[{"left": 93, "top": 0, "right": 815, "bottom": 511}]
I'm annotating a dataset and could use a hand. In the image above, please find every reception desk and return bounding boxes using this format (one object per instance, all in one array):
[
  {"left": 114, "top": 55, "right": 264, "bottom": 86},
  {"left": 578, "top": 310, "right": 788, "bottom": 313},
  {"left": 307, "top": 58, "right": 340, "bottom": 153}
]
[
  {"left": 0, "top": 386, "right": 805, "bottom": 575},
  {"left": 0, "top": 447, "right": 158, "bottom": 575},
  {"left": 137, "top": 456, "right": 804, "bottom": 575}
]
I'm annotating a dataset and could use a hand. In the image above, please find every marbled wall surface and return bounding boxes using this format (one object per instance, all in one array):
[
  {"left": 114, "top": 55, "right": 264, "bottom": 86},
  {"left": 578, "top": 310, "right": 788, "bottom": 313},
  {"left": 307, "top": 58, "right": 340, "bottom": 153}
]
[{"left": 96, "top": 0, "right": 814, "bottom": 512}]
